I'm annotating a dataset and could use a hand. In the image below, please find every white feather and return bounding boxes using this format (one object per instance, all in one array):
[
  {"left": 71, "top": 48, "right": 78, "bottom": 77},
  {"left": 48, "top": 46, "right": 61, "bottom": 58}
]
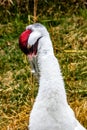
[{"left": 27, "top": 31, "right": 41, "bottom": 47}]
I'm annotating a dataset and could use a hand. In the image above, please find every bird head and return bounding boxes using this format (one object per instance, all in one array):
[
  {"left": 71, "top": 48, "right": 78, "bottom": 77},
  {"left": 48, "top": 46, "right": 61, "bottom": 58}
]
[
  {"left": 19, "top": 23, "right": 49, "bottom": 57},
  {"left": 19, "top": 23, "right": 49, "bottom": 75}
]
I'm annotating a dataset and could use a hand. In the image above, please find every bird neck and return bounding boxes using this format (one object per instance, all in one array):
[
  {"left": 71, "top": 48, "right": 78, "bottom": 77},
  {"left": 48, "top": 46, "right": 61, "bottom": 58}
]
[
  {"left": 37, "top": 37, "right": 67, "bottom": 103},
  {"left": 37, "top": 36, "right": 54, "bottom": 57}
]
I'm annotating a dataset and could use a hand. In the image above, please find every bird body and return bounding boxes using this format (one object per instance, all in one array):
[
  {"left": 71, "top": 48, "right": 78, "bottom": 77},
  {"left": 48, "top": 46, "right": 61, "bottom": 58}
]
[{"left": 19, "top": 23, "right": 86, "bottom": 130}]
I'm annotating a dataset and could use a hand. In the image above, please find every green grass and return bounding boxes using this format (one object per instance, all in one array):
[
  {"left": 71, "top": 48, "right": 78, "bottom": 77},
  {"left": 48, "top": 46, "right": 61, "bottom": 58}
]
[{"left": 0, "top": 14, "right": 87, "bottom": 129}]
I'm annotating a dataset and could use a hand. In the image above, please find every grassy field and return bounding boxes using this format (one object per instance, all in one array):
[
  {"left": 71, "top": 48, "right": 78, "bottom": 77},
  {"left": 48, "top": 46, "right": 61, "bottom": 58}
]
[{"left": 0, "top": 13, "right": 87, "bottom": 129}]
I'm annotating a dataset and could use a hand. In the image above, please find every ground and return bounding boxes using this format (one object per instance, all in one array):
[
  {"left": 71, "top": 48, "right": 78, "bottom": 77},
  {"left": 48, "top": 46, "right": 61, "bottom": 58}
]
[{"left": 0, "top": 14, "right": 87, "bottom": 130}]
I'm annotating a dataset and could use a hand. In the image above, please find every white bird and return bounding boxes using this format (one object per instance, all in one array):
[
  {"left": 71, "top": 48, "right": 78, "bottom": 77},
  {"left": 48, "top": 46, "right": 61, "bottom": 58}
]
[{"left": 19, "top": 23, "right": 86, "bottom": 130}]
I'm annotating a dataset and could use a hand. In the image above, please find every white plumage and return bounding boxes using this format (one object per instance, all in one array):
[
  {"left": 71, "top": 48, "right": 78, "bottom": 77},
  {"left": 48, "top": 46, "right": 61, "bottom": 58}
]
[{"left": 20, "top": 23, "right": 86, "bottom": 130}]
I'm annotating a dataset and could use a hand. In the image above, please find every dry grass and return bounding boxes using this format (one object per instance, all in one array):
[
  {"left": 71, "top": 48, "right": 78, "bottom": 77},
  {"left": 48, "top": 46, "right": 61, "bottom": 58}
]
[
  {"left": 0, "top": 15, "right": 87, "bottom": 129},
  {"left": 70, "top": 99, "right": 87, "bottom": 127}
]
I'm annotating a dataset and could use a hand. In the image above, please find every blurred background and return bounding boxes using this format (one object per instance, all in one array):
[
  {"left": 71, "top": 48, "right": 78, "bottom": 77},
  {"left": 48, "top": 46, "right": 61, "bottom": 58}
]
[{"left": 0, "top": 0, "right": 87, "bottom": 129}]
